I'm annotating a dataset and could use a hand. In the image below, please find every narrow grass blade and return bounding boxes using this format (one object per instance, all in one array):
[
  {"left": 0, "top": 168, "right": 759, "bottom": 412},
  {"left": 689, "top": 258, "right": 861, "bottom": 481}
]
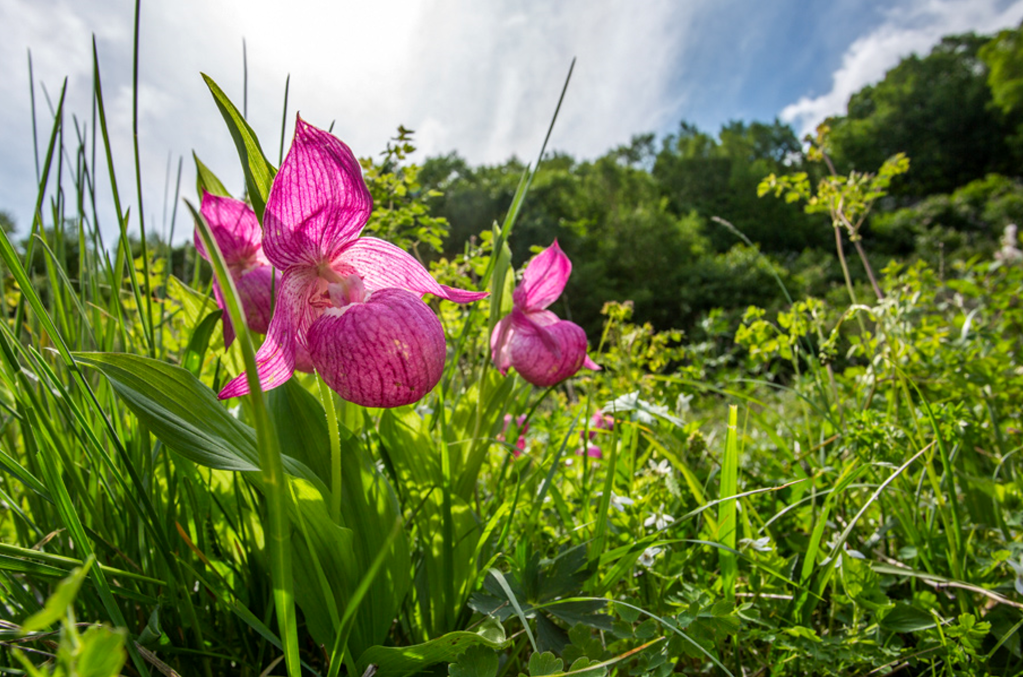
[
  {"left": 188, "top": 200, "right": 300, "bottom": 677},
  {"left": 718, "top": 405, "right": 739, "bottom": 603}
]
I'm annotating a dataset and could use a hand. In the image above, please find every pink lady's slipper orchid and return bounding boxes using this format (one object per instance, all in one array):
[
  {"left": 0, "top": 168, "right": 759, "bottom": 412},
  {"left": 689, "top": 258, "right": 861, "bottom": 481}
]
[
  {"left": 219, "top": 117, "right": 486, "bottom": 407},
  {"left": 195, "top": 193, "right": 278, "bottom": 348},
  {"left": 490, "top": 240, "right": 599, "bottom": 387}
]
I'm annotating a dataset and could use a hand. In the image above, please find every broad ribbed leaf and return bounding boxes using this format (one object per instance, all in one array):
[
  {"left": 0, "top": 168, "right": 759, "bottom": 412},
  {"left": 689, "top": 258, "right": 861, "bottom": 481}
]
[
  {"left": 267, "top": 380, "right": 411, "bottom": 657},
  {"left": 76, "top": 352, "right": 259, "bottom": 471},
  {"left": 182, "top": 310, "right": 222, "bottom": 377},
  {"left": 202, "top": 73, "right": 276, "bottom": 221}
]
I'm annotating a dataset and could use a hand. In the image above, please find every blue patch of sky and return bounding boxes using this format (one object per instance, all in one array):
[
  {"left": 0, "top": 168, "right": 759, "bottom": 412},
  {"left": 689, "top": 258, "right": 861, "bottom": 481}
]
[{"left": 661, "top": 0, "right": 896, "bottom": 138}]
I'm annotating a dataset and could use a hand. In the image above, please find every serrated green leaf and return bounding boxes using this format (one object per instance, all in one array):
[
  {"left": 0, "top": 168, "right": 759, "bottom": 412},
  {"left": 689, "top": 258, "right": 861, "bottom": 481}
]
[
  {"left": 527, "top": 651, "right": 563, "bottom": 677},
  {"left": 616, "top": 602, "right": 641, "bottom": 624},
  {"left": 448, "top": 645, "right": 499, "bottom": 677}
]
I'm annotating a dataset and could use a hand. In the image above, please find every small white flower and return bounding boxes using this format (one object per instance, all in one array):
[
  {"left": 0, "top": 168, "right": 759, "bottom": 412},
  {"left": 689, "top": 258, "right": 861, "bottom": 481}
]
[
  {"left": 648, "top": 458, "right": 672, "bottom": 477},
  {"left": 676, "top": 393, "right": 693, "bottom": 415},
  {"left": 637, "top": 546, "right": 663, "bottom": 568},
  {"left": 643, "top": 505, "right": 675, "bottom": 531},
  {"left": 1007, "top": 558, "right": 1023, "bottom": 595},
  {"left": 740, "top": 536, "right": 773, "bottom": 553},
  {"left": 598, "top": 491, "right": 634, "bottom": 512}
]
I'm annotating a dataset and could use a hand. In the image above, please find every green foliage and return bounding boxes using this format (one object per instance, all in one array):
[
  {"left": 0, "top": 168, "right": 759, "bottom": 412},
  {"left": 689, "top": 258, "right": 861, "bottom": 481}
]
[
  {"left": 828, "top": 33, "right": 1018, "bottom": 196},
  {"left": 653, "top": 119, "right": 826, "bottom": 253},
  {"left": 12, "top": 559, "right": 128, "bottom": 677},
  {"left": 6, "top": 18, "right": 1023, "bottom": 677},
  {"left": 871, "top": 173, "right": 1023, "bottom": 261},
  {"left": 361, "top": 126, "right": 450, "bottom": 256}
]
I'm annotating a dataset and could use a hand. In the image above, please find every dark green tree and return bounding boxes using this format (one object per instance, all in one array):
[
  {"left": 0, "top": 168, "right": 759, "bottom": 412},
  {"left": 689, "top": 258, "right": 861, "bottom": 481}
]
[
  {"left": 828, "top": 33, "right": 1018, "bottom": 197},
  {"left": 652, "top": 120, "right": 827, "bottom": 252}
]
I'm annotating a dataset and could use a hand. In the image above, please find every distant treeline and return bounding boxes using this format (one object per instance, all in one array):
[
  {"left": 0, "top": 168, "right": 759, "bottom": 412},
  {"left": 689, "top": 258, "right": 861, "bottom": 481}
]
[{"left": 421, "top": 28, "right": 1023, "bottom": 340}]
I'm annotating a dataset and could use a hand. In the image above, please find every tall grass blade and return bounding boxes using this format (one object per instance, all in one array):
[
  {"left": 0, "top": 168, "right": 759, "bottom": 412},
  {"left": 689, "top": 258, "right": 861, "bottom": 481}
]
[
  {"left": 188, "top": 200, "right": 300, "bottom": 677},
  {"left": 718, "top": 405, "right": 739, "bottom": 602}
]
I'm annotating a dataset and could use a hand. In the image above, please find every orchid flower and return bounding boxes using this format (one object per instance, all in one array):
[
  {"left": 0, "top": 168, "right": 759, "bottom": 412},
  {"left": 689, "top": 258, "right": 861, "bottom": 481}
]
[
  {"left": 219, "top": 117, "right": 486, "bottom": 407},
  {"left": 490, "top": 240, "right": 599, "bottom": 387},
  {"left": 195, "top": 192, "right": 277, "bottom": 348}
]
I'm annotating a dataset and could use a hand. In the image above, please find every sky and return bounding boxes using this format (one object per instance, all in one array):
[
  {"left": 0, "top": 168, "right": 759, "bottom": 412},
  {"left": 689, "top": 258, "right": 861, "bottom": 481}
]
[{"left": 1, "top": 0, "right": 1022, "bottom": 245}]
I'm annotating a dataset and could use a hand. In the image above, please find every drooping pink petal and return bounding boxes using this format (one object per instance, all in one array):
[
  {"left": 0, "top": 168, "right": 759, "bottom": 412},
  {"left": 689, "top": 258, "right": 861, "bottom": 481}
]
[
  {"left": 262, "top": 116, "right": 372, "bottom": 269},
  {"left": 235, "top": 265, "right": 277, "bottom": 335},
  {"left": 196, "top": 192, "right": 263, "bottom": 265},
  {"left": 334, "top": 237, "right": 487, "bottom": 303},
  {"left": 512, "top": 240, "right": 572, "bottom": 312},
  {"left": 294, "top": 343, "right": 315, "bottom": 374},
  {"left": 591, "top": 411, "right": 614, "bottom": 431},
  {"left": 507, "top": 311, "right": 589, "bottom": 388},
  {"left": 306, "top": 288, "right": 446, "bottom": 408},
  {"left": 490, "top": 314, "right": 515, "bottom": 375},
  {"left": 583, "top": 355, "right": 602, "bottom": 371},
  {"left": 218, "top": 269, "right": 321, "bottom": 399},
  {"left": 211, "top": 278, "right": 235, "bottom": 348}
]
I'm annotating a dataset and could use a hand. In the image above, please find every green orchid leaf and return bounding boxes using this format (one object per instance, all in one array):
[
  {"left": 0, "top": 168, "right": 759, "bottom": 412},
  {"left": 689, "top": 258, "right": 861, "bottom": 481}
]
[
  {"left": 75, "top": 352, "right": 260, "bottom": 472},
  {"left": 193, "top": 151, "right": 231, "bottom": 199},
  {"left": 201, "top": 73, "right": 277, "bottom": 221}
]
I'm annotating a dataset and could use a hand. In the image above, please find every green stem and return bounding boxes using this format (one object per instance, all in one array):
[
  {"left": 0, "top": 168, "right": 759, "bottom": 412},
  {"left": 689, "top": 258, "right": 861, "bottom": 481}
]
[{"left": 317, "top": 374, "right": 343, "bottom": 523}]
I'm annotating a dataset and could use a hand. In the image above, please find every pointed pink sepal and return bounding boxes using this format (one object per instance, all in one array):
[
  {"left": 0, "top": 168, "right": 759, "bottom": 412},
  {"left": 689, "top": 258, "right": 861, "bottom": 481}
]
[
  {"left": 196, "top": 192, "right": 264, "bottom": 265},
  {"left": 262, "top": 115, "right": 373, "bottom": 269},
  {"left": 336, "top": 237, "right": 487, "bottom": 303},
  {"left": 218, "top": 271, "right": 317, "bottom": 399},
  {"left": 513, "top": 239, "right": 571, "bottom": 312}
]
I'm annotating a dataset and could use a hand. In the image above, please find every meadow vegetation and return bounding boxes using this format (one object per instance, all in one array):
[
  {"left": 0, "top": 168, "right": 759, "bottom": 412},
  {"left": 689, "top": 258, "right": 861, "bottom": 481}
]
[{"left": 1, "top": 16, "right": 1022, "bottom": 677}]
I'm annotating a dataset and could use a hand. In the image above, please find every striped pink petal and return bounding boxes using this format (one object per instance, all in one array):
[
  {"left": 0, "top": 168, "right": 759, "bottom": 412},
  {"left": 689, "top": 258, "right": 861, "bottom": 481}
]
[
  {"left": 235, "top": 265, "right": 277, "bottom": 335},
  {"left": 334, "top": 237, "right": 487, "bottom": 303},
  {"left": 490, "top": 314, "right": 515, "bottom": 375},
  {"left": 512, "top": 239, "right": 571, "bottom": 312},
  {"left": 211, "top": 279, "right": 235, "bottom": 348},
  {"left": 507, "top": 310, "right": 589, "bottom": 388},
  {"left": 195, "top": 192, "right": 263, "bottom": 266},
  {"left": 262, "top": 115, "right": 372, "bottom": 269},
  {"left": 307, "top": 288, "right": 446, "bottom": 408},
  {"left": 209, "top": 265, "right": 276, "bottom": 349},
  {"left": 218, "top": 269, "right": 320, "bottom": 399}
]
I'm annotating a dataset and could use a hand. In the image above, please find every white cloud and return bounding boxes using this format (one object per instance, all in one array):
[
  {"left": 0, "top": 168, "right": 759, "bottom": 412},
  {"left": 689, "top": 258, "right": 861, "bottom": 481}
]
[
  {"left": 781, "top": 0, "right": 1023, "bottom": 137},
  {"left": 0, "top": 0, "right": 690, "bottom": 243}
]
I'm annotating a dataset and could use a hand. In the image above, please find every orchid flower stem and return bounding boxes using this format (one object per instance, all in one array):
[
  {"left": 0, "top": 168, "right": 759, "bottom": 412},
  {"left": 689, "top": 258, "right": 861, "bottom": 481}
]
[{"left": 317, "top": 374, "right": 343, "bottom": 524}]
